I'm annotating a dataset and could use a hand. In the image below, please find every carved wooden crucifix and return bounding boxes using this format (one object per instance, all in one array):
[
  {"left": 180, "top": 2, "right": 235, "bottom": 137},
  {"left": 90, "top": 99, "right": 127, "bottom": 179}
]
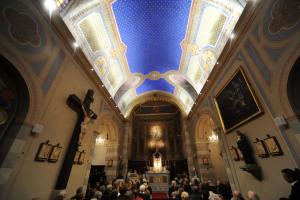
[{"left": 55, "top": 89, "right": 97, "bottom": 190}]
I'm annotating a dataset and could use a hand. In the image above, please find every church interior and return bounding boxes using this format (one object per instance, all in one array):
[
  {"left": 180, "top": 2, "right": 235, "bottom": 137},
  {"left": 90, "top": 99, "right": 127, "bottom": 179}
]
[{"left": 0, "top": 0, "right": 299, "bottom": 199}]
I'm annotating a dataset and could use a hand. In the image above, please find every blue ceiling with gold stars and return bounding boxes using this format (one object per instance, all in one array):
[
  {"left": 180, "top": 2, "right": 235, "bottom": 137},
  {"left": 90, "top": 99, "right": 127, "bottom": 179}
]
[
  {"left": 60, "top": 0, "right": 245, "bottom": 116},
  {"left": 113, "top": 0, "right": 192, "bottom": 94}
]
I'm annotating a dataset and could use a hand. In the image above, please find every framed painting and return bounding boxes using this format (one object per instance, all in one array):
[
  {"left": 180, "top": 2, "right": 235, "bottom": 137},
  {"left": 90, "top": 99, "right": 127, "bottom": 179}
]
[
  {"left": 202, "top": 157, "right": 209, "bottom": 165},
  {"left": 35, "top": 141, "right": 52, "bottom": 162},
  {"left": 264, "top": 135, "right": 283, "bottom": 156},
  {"left": 214, "top": 68, "right": 263, "bottom": 132},
  {"left": 48, "top": 144, "right": 62, "bottom": 163},
  {"left": 229, "top": 147, "right": 239, "bottom": 161},
  {"left": 78, "top": 151, "right": 85, "bottom": 165},
  {"left": 253, "top": 138, "right": 269, "bottom": 158},
  {"left": 107, "top": 159, "right": 113, "bottom": 167}
]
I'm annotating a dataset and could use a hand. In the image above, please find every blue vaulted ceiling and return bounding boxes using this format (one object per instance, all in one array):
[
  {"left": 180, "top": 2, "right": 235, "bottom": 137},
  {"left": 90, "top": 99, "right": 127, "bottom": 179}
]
[
  {"left": 136, "top": 78, "right": 175, "bottom": 95},
  {"left": 113, "top": 0, "right": 192, "bottom": 94},
  {"left": 60, "top": 0, "right": 245, "bottom": 116}
]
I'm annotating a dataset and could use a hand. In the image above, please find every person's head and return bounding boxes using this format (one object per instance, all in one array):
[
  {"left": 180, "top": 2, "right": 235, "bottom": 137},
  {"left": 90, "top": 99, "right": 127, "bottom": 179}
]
[
  {"left": 55, "top": 190, "right": 66, "bottom": 200},
  {"left": 171, "top": 180, "right": 176, "bottom": 187},
  {"left": 139, "top": 184, "right": 146, "bottom": 192},
  {"left": 94, "top": 191, "right": 102, "bottom": 199},
  {"left": 99, "top": 185, "right": 105, "bottom": 193},
  {"left": 247, "top": 190, "right": 260, "bottom": 200},
  {"left": 119, "top": 182, "right": 128, "bottom": 195},
  {"left": 181, "top": 191, "right": 189, "bottom": 200},
  {"left": 106, "top": 184, "right": 113, "bottom": 191},
  {"left": 76, "top": 187, "right": 83, "bottom": 195},
  {"left": 232, "top": 190, "right": 242, "bottom": 198},
  {"left": 281, "top": 168, "right": 297, "bottom": 183},
  {"left": 191, "top": 185, "right": 199, "bottom": 193}
]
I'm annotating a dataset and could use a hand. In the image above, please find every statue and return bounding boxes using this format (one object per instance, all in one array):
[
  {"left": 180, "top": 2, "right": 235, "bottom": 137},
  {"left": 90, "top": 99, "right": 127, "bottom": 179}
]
[
  {"left": 236, "top": 131, "right": 255, "bottom": 164},
  {"left": 78, "top": 106, "right": 91, "bottom": 146},
  {"left": 236, "top": 130, "right": 262, "bottom": 181},
  {"left": 78, "top": 90, "right": 98, "bottom": 146}
]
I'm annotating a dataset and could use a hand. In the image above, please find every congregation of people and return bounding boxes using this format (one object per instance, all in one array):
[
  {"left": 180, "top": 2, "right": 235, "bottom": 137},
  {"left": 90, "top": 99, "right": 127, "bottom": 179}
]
[{"left": 52, "top": 167, "right": 300, "bottom": 200}]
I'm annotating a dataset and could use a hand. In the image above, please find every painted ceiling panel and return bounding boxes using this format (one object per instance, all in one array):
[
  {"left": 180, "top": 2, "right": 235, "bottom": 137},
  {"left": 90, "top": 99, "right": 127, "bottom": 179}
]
[
  {"left": 112, "top": 0, "right": 192, "bottom": 74},
  {"left": 195, "top": 6, "right": 227, "bottom": 47},
  {"left": 136, "top": 79, "right": 175, "bottom": 95},
  {"left": 79, "top": 12, "right": 112, "bottom": 53},
  {"left": 58, "top": 0, "right": 246, "bottom": 117}
]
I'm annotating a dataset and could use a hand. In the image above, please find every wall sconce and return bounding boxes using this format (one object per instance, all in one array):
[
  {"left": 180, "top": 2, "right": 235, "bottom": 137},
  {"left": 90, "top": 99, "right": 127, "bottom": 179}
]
[
  {"left": 95, "top": 132, "right": 108, "bottom": 145},
  {"left": 95, "top": 135, "right": 105, "bottom": 145}
]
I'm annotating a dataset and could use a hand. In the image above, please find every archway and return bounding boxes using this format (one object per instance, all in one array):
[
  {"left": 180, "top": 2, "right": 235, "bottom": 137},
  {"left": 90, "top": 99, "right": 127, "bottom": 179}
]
[
  {"left": 195, "top": 114, "right": 228, "bottom": 183},
  {"left": 128, "top": 101, "right": 187, "bottom": 181},
  {"left": 287, "top": 56, "right": 300, "bottom": 120},
  {"left": 0, "top": 55, "right": 30, "bottom": 165},
  {"left": 88, "top": 114, "right": 119, "bottom": 187}
]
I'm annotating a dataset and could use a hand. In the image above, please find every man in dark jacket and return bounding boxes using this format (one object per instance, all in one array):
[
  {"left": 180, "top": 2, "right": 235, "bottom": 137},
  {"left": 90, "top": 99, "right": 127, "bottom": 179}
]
[{"left": 280, "top": 168, "right": 300, "bottom": 200}]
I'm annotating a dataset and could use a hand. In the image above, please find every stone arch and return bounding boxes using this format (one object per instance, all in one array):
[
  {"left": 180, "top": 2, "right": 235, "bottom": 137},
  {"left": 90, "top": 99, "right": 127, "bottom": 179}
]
[
  {"left": 194, "top": 109, "right": 228, "bottom": 182},
  {"left": 287, "top": 56, "right": 300, "bottom": 119},
  {"left": 193, "top": 107, "right": 221, "bottom": 142},
  {"left": 278, "top": 49, "right": 300, "bottom": 118},
  {"left": 96, "top": 113, "right": 119, "bottom": 144},
  {"left": 0, "top": 55, "right": 30, "bottom": 164},
  {"left": 91, "top": 112, "right": 120, "bottom": 181},
  {"left": 195, "top": 112, "right": 215, "bottom": 143},
  {"left": 0, "top": 50, "right": 43, "bottom": 124}
]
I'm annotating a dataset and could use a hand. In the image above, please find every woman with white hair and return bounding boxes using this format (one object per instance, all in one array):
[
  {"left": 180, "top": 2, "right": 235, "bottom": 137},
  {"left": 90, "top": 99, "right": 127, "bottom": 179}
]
[
  {"left": 181, "top": 191, "right": 190, "bottom": 200},
  {"left": 135, "top": 184, "right": 151, "bottom": 200}
]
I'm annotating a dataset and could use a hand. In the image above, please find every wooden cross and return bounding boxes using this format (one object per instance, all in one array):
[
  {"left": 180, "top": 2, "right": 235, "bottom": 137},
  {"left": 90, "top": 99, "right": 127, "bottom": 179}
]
[{"left": 55, "top": 89, "right": 97, "bottom": 190}]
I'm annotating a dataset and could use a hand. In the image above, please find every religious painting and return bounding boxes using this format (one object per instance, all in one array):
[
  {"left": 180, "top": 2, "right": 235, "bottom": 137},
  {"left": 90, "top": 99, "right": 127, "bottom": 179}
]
[
  {"left": 253, "top": 138, "right": 269, "bottom": 158},
  {"left": 48, "top": 144, "right": 62, "bottom": 163},
  {"left": 264, "top": 135, "right": 283, "bottom": 156},
  {"left": 74, "top": 151, "right": 81, "bottom": 164},
  {"left": 202, "top": 157, "right": 209, "bottom": 165},
  {"left": 35, "top": 141, "right": 52, "bottom": 162},
  {"left": 214, "top": 68, "right": 263, "bottom": 132},
  {"left": 229, "top": 147, "right": 239, "bottom": 161},
  {"left": 78, "top": 151, "right": 85, "bottom": 165},
  {"left": 107, "top": 159, "right": 113, "bottom": 167}
]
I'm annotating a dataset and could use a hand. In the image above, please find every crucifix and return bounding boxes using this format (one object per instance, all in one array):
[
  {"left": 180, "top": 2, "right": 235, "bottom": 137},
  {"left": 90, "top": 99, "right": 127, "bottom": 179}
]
[{"left": 55, "top": 89, "right": 97, "bottom": 190}]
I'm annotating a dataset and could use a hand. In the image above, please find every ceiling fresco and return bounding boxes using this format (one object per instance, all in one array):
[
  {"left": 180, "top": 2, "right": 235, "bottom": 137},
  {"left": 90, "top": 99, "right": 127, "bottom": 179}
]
[{"left": 58, "top": 0, "right": 247, "bottom": 117}]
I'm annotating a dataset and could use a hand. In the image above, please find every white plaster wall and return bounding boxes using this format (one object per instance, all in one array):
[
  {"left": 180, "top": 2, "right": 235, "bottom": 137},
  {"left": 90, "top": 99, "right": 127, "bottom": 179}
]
[{"left": 92, "top": 144, "right": 107, "bottom": 165}]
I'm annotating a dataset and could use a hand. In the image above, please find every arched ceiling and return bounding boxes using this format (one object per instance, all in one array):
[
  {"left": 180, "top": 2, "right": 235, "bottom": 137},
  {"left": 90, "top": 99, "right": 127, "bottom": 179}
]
[{"left": 57, "top": 0, "right": 247, "bottom": 118}]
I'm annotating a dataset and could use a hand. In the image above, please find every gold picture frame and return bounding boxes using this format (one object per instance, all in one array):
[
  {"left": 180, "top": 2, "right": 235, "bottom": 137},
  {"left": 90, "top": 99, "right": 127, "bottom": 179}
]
[
  {"left": 35, "top": 141, "right": 52, "bottom": 162},
  {"left": 214, "top": 68, "right": 263, "bottom": 132},
  {"left": 48, "top": 144, "right": 62, "bottom": 163},
  {"left": 264, "top": 135, "right": 283, "bottom": 156},
  {"left": 253, "top": 138, "right": 269, "bottom": 158}
]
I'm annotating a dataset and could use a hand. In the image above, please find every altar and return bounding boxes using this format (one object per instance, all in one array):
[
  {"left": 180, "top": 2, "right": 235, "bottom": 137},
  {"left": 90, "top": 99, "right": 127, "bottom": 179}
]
[{"left": 146, "top": 169, "right": 169, "bottom": 192}]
